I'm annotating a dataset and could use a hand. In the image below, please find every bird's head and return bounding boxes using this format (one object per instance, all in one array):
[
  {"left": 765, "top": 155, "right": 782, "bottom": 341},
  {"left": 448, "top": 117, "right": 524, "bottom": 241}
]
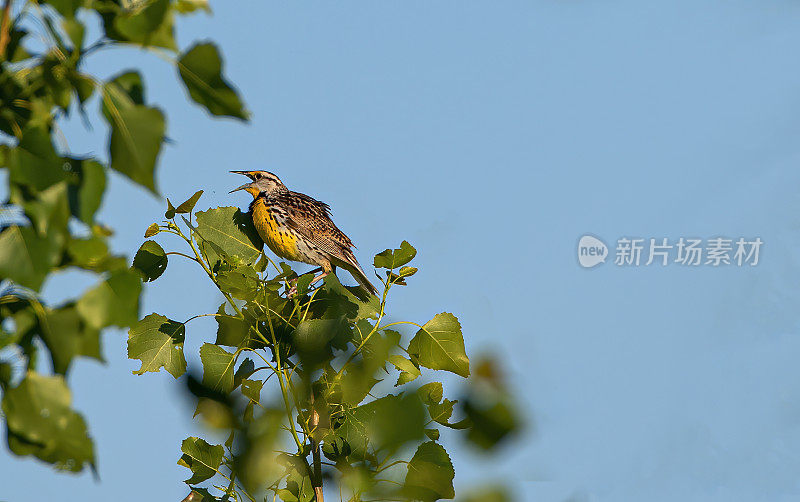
[{"left": 229, "top": 170, "right": 286, "bottom": 198}]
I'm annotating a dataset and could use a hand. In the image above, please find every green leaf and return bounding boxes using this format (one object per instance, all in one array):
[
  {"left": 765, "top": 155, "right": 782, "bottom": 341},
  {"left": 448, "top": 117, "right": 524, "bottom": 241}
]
[
  {"left": 103, "top": 71, "right": 146, "bottom": 108},
  {"left": 399, "top": 266, "right": 418, "bottom": 277},
  {"left": 194, "top": 206, "right": 263, "bottom": 267},
  {"left": 463, "top": 397, "right": 520, "bottom": 450},
  {"left": 424, "top": 428, "right": 440, "bottom": 441},
  {"left": 373, "top": 241, "right": 417, "bottom": 269},
  {"left": 66, "top": 159, "right": 106, "bottom": 224},
  {"left": 0, "top": 226, "right": 62, "bottom": 291},
  {"left": 319, "top": 274, "right": 380, "bottom": 321},
  {"left": 165, "top": 198, "right": 177, "bottom": 219},
  {"left": 132, "top": 240, "right": 168, "bottom": 282},
  {"left": 111, "top": 0, "right": 177, "bottom": 50},
  {"left": 214, "top": 307, "right": 248, "bottom": 348},
  {"left": 178, "top": 437, "right": 224, "bottom": 484},
  {"left": 11, "top": 180, "right": 70, "bottom": 235},
  {"left": 200, "top": 343, "right": 235, "bottom": 394},
  {"left": 417, "top": 382, "right": 443, "bottom": 406},
  {"left": 176, "top": 0, "right": 211, "bottom": 14},
  {"left": 128, "top": 313, "right": 187, "bottom": 378},
  {"left": 175, "top": 189, "right": 204, "bottom": 213},
  {"left": 241, "top": 379, "right": 262, "bottom": 403},
  {"left": 7, "top": 126, "right": 67, "bottom": 191},
  {"left": 408, "top": 313, "right": 470, "bottom": 378},
  {"left": 1, "top": 372, "right": 94, "bottom": 472},
  {"left": 293, "top": 318, "right": 346, "bottom": 367},
  {"left": 47, "top": 0, "right": 82, "bottom": 18},
  {"left": 62, "top": 18, "right": 85, "bottom": 48},
  {"left": 214, "top": 304, "right": 265, "bottom": 349},
  {"left": 105, "top": 104, "right": 166, "bottom": 194},
  {"left": 144, "top": 223, "right": 160, "bottom": 238},
  {"left": 403, "top": 442, "right": 455, "bottom": 502},
  {"left": 178, "top": 42, "right": 249, "bottom": 120},
  {"left": 389, "top": 355, "right": 421, "bottom": 386},
  {"left": 76, "top": 269, "right": 142, "bottom": 329},
  {"left": 339, "top": 368, "right": 379, "bottom": 406},
  {"left": 429, "top": 399, "right": 455, "bottom": 426},
  {"left": 331, "top": 394, "right": 426, "bottom": 460},
  {"left": 216, "top": 265, "right": 260, "bottom": 300},
  {"left": 40, "top": 305, "right": 102, "bottom": 376}
]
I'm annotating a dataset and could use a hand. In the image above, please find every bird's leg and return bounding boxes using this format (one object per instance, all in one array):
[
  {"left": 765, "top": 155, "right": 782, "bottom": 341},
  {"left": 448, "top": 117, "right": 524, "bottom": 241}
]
[
  {"left": 309, "top": 271, "right": 328, "bottom": 287},
  {"left": 287, "top": 267, "right": 325, "bottom": 298}
]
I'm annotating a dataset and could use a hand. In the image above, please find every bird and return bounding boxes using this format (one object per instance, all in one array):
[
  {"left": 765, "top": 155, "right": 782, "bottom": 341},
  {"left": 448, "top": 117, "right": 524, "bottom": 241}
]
[{"left": 230, "top": 170, "right": 378, "bottom": 296}]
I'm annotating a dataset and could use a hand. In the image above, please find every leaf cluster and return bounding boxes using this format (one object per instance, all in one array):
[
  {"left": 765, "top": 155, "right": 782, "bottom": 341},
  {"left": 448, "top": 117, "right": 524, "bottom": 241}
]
[
  {"left": 0, "top": 0, "right": 247, "bottom": 472},
  {"left": 130, "top": 197, "right": 521, "bottom": 501}
]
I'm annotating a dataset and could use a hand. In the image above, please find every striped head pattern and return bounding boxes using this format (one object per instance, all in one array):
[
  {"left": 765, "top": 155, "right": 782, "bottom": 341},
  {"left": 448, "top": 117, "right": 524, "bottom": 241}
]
[{"left": 229, "top": 170, "right": 287, "bottom": 198}]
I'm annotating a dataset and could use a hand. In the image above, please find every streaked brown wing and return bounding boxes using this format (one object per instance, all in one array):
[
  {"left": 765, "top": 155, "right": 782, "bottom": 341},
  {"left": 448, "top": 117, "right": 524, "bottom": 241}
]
[{"left": 279, "top": 191, "right": 355, "bottom": 261}]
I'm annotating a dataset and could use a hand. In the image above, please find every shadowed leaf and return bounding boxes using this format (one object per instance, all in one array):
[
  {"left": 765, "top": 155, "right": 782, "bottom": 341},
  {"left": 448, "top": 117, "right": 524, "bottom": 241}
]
[
  {"left": 403, "top": 442, "right": 455, "bottom": 502},
  {"left": 108, "top": 0, "right": 177, "bottom": 50},
  {"left": 0, "top": 226, "right": 62, "bottom": 291},
  {"left": 178, "top": 437, "right": 224, "bottom": 484},
  {"left": 200, "top": 343, "right": 235, "bottom": 394},
  {"left": 178, "top": 42, "right": 248, "bottom": 120},
  {"left": 76, "top": 269, "right": 141, "bottom": 329},
  {"left": 1, "top": 372, "right": 95, "bottom": 472},
  {"left": 40, "top": 305, "right": 102, "bottom": 376},
  {"left": 132, "top": 240, "right": 168, "bottom": 282}
]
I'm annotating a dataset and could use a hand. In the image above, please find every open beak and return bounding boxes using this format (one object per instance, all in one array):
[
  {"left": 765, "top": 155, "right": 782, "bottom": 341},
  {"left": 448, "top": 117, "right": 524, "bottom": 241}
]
[
  {"left": 229, "top": 171, "right": 254, "bottom": 193},
  {"left": 229, "top": 183, "right": 252, "bottom": 194}
]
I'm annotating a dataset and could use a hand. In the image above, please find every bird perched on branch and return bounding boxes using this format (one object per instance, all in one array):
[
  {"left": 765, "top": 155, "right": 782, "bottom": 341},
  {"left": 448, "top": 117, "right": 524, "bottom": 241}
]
[{"left": 230, "top": 170, "right": 378, "bottom": 296}]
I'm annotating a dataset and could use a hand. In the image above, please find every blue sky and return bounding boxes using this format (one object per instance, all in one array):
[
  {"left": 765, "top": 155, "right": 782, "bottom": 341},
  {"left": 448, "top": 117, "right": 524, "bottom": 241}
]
[{"left": 5, "top": 1, "right": 800, "bottom": 501}]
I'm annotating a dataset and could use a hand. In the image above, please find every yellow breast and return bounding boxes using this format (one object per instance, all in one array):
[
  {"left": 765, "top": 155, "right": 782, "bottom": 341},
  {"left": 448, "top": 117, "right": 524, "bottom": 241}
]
[{"left": 252, "top": 200, "right": 300, "bottom": 260}]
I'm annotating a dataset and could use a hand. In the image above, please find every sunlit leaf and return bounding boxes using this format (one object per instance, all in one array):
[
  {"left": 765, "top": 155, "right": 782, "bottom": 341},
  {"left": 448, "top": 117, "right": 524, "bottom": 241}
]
[
  {"left": 408, "top": 313, "right": 469, "bottom": 378},
  {"left": 389, "top": 354, "right": 420, "bottom": 386},
  {"left": 144, "top": 223, "right": 160, "bottom": 238},
  {"left": 216, "top": 265, "right": 259, "bottom": 300},
  {"left": 373, "top": 241, "right": 416, "bottom": 269},
  {"left": 128, "top": 313, "right": 187, "bottom": 378},
  {"left": 176, "top": 0, "right": 211, "bottom": 14},
  {"left": 176, "top": 190, "right": 204, "bottom": 213},
  {"left": 194, "top": 207, "right": 263, "bottom": 267}
]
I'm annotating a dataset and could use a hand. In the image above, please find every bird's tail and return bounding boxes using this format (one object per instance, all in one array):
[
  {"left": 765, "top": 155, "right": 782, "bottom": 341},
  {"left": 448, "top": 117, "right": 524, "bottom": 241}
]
[{"left": 338, "top": 252, "right": 379, "bottom": 296}]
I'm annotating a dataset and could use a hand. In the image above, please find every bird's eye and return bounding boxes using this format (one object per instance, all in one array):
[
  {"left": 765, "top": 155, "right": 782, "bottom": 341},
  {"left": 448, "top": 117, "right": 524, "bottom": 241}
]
[{"left": 254, "top": 173, "right": 262, "bottom": 180}]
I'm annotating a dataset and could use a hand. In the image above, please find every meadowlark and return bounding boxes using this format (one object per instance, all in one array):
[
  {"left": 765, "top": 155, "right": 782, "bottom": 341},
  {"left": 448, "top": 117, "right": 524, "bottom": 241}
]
[{"left": 230, "top": 170, "right": 378, "bottom": 296}]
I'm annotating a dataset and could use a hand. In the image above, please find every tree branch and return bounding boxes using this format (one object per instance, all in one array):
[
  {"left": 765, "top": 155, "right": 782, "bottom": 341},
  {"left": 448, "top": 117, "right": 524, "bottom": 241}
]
[{"left": 0, "top": 0, "right": 13, "bottom": 60}]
